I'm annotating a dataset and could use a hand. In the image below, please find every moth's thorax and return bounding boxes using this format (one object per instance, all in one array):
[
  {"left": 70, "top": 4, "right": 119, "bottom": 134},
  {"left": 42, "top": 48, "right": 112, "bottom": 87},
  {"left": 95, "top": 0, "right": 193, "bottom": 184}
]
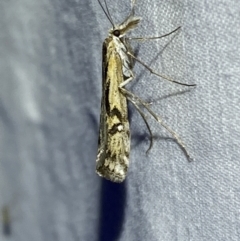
[{"left": 105, "top": 35, "right": 132, "bottom": 79}]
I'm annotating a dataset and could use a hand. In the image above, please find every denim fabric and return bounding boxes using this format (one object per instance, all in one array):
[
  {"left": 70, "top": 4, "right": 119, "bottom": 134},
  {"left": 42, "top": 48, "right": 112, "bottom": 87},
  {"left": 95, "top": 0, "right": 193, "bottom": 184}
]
[{"left": 0, "top": 0, "right": 239, "bottom": 240}]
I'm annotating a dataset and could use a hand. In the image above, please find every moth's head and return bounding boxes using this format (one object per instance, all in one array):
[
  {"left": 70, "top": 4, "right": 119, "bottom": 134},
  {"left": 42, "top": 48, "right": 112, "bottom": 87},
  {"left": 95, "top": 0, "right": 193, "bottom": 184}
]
[
  {"left": 109, "top": 15, "right": 141, "bottom": 38},
  {"left": 98, "top": 0, "right": 141, "bottom": 38}
]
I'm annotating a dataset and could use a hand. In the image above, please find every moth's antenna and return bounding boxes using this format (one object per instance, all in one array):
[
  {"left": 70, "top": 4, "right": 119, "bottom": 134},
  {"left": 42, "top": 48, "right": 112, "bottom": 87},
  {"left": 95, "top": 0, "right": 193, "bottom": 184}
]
[
  {"left": 131, "top": 0, "right": 136, "bottom": 15},
  {"left": 98, "top": 0, "right": 115, "bottom": 29},
  {"left": 103, "top": 0, "right": 115, "bottom": 27}
]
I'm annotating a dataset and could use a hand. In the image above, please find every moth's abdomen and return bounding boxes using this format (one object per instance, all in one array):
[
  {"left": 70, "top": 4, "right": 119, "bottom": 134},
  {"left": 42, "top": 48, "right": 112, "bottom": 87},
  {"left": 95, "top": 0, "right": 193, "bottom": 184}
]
[
  {"left": 96, "top": 122, "right": 130, "bottom": 183},
  {"left": 96, "top": 155, "right": 129, "bottom": 183}
]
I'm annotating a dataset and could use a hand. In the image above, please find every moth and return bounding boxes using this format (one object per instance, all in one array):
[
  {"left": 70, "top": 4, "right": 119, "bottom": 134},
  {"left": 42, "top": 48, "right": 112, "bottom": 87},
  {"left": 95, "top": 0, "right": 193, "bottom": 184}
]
[{"left": 96, "top": 0, "right": 196, "bottom": 182}]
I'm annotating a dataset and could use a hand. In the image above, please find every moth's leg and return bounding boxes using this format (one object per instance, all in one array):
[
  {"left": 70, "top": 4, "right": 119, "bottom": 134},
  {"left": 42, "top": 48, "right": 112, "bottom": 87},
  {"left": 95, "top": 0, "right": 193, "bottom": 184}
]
[
  {"left": 119, "top": 72, "right": 153, "bottom": 151},
  {"left": 126, "top": 51, "right": 196, "bottom": 87},
  {"left": 129, "top": 26, "right": 181, "bottom": 41},
  {"left": 119, "top": 86, "right": 192, "bottom": 161},
  {"left": 120, "top": 75, "right": 134, "bottom": 88},
  {"left": 128, "top": 96, "right": 154, "bottom": 153},
  {"left": 117, "top": 68, "right": 133, "bottom": 91}
]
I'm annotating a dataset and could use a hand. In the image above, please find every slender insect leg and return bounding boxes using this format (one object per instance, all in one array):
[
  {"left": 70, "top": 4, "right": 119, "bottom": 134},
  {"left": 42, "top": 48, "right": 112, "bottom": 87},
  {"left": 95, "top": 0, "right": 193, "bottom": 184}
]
[
  {"left": 119, "top": 65, "right": 137, "bottom": 87},
  {"left": 119, "top": 86, "right": 193, "bottom": 161},
  {"left": 119, "top": 71, "right": 153, "bottom": 150},
  {"left": 127, "top": 51, "right": 196, "bottom": 87},
  {"left": 120, "top": 76, "right": 134, "bottom": 88},
  {"left": 120, "top": 71, "right": 152, "bottom": 107},
  {"left": 129, "top": 26, "right": 181, "bottom": 41},
  {"left": 127, "top": 96, "right": 154, "bottom": 153}
]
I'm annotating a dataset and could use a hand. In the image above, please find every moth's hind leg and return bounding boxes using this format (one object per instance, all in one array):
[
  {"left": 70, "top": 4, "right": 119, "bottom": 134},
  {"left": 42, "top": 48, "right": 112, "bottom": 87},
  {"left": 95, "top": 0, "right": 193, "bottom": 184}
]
[
  {"left": 119, "top": 86, "right": 193, "bottom": 161},
  {"left": 128, "top": 96, "right": 154, "bottom": 153},
  {"left": 119, "top": 71, "right": 154, "bottom": 152}
]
